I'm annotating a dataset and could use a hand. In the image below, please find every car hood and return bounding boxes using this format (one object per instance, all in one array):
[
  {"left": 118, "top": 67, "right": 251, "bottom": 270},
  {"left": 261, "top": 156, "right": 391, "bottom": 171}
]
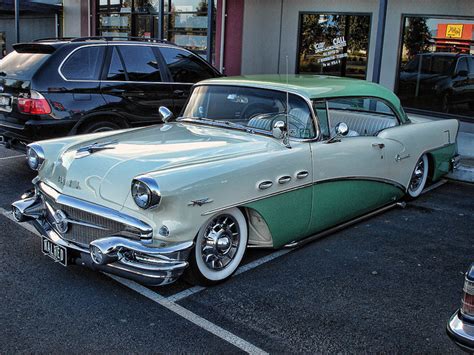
[{"left": 38, "top": 122, "right": 278, "bottom": 207}]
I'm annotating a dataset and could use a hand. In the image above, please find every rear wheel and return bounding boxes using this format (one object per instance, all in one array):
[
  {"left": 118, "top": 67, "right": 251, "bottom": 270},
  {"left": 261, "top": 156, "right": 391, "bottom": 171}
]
[
  {"left": 185, "top": 208, "right": 247, "bottom": 286},
  {"left": 80, "top": 120, "right": 122, "bottom": 134},
  {"left": 407, "top": 154, "right": 429, "bottom": 198}
]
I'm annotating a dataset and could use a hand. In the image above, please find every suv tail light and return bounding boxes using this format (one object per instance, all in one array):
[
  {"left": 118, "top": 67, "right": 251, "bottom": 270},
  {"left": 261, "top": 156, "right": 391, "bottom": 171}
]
[
  {"left": 461, "top": 265, "right": 474, "bottom": 321},
  {"left": 17, "top": 90, "right": 51, "bottom": 115}
]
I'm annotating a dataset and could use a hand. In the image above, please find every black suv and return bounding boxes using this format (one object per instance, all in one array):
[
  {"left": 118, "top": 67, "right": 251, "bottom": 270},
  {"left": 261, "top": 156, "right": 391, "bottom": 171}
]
[{"left": 0, "top": 37, "right": 221, "bottom": 151}]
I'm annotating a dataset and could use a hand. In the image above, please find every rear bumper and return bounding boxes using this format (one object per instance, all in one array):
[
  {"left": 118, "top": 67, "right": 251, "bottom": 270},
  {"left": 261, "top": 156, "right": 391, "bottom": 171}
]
[
  {"left": 447, "top": 310, "right": 474, "bottom": 352},
  {"left": 0, "top": 115, "right": 76, "bottom": 150},
  {"left": 12, "top": 188, "right": 193, "bottom": 286}
]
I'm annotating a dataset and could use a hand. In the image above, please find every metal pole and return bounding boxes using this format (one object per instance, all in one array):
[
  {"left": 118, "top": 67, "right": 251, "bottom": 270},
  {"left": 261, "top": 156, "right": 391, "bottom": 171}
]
[
  {"left": 206, "top": 0, "right": 214, "bottom": 63},
  {"left": 218, "top": 0, "right": 226, "bottom": 73},
  {"left": 372, "top": 0, "right": 388, "bottom": 83},
  {"left": 14, "top": 0, "right": 20, "bottom": 43}
]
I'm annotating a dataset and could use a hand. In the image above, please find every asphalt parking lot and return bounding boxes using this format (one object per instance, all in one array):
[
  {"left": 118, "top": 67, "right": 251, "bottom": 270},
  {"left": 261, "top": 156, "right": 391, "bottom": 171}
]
[{"left": 0, "top": 144, "right": 472, "bottom": 353}]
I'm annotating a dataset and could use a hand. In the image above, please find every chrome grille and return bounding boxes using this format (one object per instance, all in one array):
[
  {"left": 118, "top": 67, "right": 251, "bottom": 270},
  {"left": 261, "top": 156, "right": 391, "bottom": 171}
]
[{"left": 42, "top": 193, "right": 137, "bottom": 247}]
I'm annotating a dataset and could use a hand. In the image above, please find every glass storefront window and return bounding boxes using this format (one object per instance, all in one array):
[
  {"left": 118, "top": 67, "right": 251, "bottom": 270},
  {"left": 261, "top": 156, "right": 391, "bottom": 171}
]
[
  {"left": 397, "top": 16, "right": 474, "bottom": 119},
  {"left": 97, "top": 0, "right": 216, "bottom": 64},
  {"left": 163, "top": 0, "right": 215, "bottom": 60},
  {"left": 297, "top": 13, "right": 371, "bottom": 79}
]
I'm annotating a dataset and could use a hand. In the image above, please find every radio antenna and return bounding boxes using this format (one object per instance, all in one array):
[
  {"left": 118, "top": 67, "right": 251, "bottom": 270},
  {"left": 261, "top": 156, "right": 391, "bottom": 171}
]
[{"left": 284, "top": 56, "right": 291, "bottom": 148}]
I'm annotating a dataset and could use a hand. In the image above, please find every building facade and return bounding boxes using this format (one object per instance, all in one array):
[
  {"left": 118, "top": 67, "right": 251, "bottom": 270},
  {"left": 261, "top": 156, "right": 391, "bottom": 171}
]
[{"left": 1, "top": 0, "right": 473, "bottom": 120}]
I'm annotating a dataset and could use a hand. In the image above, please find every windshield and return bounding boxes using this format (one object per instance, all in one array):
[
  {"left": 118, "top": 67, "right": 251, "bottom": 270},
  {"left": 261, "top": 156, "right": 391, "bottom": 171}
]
[
  {"left": 182, "top": 85, "right": 316, "bottom": 139},
  {"left": 0, "top": 51, "right": 51, "bottom": 78}
]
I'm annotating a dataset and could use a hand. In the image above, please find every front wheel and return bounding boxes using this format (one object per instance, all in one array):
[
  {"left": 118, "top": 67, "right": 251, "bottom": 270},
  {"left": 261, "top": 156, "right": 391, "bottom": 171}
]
[
  {"left": 407, "top": 154, "right": 429, "bottom": 198},
  {"left": 185, "top": 208, "right": 248, "bottom": 286}
]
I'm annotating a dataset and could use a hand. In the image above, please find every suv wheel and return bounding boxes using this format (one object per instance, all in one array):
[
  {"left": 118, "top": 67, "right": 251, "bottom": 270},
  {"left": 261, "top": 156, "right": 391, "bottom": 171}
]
[{"left": 80, "top": 120, "right": 122, "bottom": 134}]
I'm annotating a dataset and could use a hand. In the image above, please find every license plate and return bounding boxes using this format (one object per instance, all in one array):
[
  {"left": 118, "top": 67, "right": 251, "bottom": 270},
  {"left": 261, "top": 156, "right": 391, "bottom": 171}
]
[
  {"left": 0, "top": 96, "right": 11, "bottom": 106},
  {"left": 42, "top": 237, "right": 67, "bottom": 266}
]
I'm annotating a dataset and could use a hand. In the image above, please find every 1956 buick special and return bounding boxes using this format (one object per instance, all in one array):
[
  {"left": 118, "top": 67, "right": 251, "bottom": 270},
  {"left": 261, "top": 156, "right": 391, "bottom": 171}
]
[{"left": 12, "top": 75, "right": 460, "bottom": 286}]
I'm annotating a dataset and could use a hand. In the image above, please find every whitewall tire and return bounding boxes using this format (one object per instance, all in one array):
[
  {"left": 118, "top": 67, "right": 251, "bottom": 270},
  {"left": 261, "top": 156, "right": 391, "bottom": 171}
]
[
  {"left": 407, "top": 154, "right": 429, "bottom": 198},
  {"left": 185, "top": 207, "right": 248, "bottom": 286}
]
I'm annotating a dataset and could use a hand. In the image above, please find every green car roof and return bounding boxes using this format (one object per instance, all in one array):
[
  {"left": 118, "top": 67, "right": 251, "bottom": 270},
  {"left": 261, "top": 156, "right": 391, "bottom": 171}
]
[{"left": 200, "top": 74, "right": 408, "bottom": 122}]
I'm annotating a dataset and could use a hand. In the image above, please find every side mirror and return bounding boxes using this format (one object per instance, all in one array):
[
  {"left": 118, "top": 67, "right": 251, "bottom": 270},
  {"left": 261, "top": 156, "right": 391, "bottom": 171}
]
[
  {"left": 272, "top": 120, "right": 286, "bottom": 139},
  {"left": 456, "top": 70, "right": 469, "bottom": 78},
  {"left": 335, "top": 122, "right": 349, "bottom": 137},
  {"left": 159, "top": 106, "right": 173, "bottom": 123}
]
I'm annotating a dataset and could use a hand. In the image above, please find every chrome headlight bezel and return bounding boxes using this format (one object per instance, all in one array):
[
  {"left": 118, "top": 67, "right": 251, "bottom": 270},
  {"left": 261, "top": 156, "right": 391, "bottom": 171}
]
[
  {"left": 131, "top": 175, "right": 161, "bottom": 209},
  {"left": 26, "top": 143, "right": 45, "bottom": 171}
]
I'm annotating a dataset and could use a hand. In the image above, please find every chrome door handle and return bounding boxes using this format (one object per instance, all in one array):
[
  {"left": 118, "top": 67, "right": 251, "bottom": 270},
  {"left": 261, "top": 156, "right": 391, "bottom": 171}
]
[
  {"left": 278, "top": 176, "right": 292, "bottom": 184},
  {"left": 258, "top": 181, "right": 273, "bottom": 190},
  {"left": 296, "top": 171, "right": 309, "bottom": 179},
  {"left": 372, "top": 143, "right": 385, "bottom": 149}
]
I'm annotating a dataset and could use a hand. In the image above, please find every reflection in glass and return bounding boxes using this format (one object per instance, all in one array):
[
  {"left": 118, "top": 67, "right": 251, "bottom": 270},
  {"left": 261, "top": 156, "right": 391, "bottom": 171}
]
[
  {"left": 397, "top": 16, "right": 474, "bottom": 119},
  {"left": 297, "top": 13, "right": 370, "bottom": 79}
]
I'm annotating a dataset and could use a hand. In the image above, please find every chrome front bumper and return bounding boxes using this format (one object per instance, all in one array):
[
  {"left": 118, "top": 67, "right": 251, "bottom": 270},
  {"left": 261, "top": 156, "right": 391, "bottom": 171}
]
[
  {"left": 12, "top": 186, "right": 193, "bottom": 286},
  {"left": 447, "top": 310, "right": 474, "bottom": 352}
]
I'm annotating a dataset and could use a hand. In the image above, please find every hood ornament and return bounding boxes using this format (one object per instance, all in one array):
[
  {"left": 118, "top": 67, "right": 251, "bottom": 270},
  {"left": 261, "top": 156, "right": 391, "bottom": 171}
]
[{"left": 75, "top": 140, "right": 117, "bottom": 159}]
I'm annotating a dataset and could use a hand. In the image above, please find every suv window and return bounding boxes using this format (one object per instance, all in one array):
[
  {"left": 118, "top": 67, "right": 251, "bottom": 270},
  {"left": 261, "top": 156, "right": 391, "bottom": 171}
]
[
  {"left": 160, "top": 47, "right": 216, "bottom": 83},
  {"left": 107, "top": 47, "right": 127, "bottom": 81},
  {"left": 456, "top": 57, "right": 468, "bottom": 75},
  {"left": 61, "top": 46, "right": 105, "bottom": 80},
  {"left": 322, "top": 97, "right": 398, "bottom": 137},
  {"left": 115, "top": 45, "right": 162, "bottom": 82},
  {"left": 0, "top": 51, "right": 50, "bottom": 79}
]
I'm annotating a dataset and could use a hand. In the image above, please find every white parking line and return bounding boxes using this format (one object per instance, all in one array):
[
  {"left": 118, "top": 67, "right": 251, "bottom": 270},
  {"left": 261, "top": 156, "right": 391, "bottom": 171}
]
[
  {"left": 108, "top": 274, "right": 268, "bottom": 355},
  {"left": 0, "top": 154, "right": 25, "bottom": 160},
  {"left": 168, "top": 248, "right": 292, "bottom": 302}
]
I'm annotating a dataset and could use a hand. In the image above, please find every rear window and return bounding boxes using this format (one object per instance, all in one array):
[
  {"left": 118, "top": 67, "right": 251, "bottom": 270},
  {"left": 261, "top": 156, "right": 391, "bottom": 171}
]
[
  {"left": 0, "top": 51, "right": 50, "bottom": 79},
  {"left": 61, "top": 46, "right": 105, "bottom": 80}
]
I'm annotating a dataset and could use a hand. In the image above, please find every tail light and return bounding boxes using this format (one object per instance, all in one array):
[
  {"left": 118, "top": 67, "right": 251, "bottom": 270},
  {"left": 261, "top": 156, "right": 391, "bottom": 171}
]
[
  {"left": 461, "top": 265, "right": 474, "bottom": 321},
  {"left": 17, "top": 90, "right": 51, "bottom": 115}
]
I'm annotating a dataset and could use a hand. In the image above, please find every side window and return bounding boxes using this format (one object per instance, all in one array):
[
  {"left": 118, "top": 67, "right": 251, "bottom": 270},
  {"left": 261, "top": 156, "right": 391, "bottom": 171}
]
[
  {"left": 469, "top": 57, "right": 474, "bottom": 75},
  {"left": 287, "top": 95, "right": 315, "bottom": 139},
  {"left": 456, "top": 57, "right": 468, "bottom": 75},
  {"left": 107, "top": 47, "right": 127, "bottom": 81},
  {"left": 61, "top": 46, "right": 105, "bottom": 80},
  {"left": 118, "top": 46, "right": 162, "bottom": 82},
  {"left": 159, "top": 47, "right": 216, "bottom": 83},
  {"left": 326, "top": 97, "right": 398, "bottom": 137},
  {"left": 312, "top": 101, "right": 330, "bottom": 140}
]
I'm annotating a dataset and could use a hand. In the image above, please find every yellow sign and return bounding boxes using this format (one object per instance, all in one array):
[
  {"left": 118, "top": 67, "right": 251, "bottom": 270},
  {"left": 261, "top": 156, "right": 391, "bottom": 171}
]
[{"left": 446, "top": 24, "right": 463, "bottom": 38}]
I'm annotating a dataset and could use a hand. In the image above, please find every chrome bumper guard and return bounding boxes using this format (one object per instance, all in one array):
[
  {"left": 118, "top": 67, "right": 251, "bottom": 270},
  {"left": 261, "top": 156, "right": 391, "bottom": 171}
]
[
  {"left": 447, "top": 310, "right": 474, "bottom": 352},
  {"left": 12, "top": 188, "right": 193, "bottom": 286}
]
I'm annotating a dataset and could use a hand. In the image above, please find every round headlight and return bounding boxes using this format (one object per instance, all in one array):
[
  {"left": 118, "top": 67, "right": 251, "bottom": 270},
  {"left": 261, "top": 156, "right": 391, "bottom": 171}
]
[
  {"left": 26, "top": 144, "right": 45, "bottom": 171},
  {"left": 131, "top": 176, "right": 161, "bottom": 209}
]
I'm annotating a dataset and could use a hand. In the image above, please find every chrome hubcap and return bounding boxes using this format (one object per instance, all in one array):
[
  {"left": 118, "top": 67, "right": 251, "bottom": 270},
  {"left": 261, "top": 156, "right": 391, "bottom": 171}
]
[
  {"left": 409, "top": 158, "right": 425, "bottom": 191},
  {"left": 201, "top": 214, "right": 240, "bottom": 270}
]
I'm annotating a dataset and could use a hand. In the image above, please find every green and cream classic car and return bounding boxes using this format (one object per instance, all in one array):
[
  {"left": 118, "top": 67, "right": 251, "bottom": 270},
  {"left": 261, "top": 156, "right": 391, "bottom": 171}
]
[{"left": 12, "top": 75, "right": 460, "bottom": 286}]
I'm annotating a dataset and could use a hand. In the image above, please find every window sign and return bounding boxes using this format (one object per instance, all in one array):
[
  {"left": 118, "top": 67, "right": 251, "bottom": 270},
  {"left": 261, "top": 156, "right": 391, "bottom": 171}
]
[
  {"left": 397, "top": 16, "right": 474, "bottom": 119},
  {"left": 297, "top": 13, "right": 371, "bottom": 79}
]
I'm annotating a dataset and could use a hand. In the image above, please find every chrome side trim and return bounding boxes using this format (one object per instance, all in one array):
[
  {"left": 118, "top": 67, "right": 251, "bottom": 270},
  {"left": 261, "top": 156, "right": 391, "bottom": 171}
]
[
  {"left": 38, "top": 182, "right": 153, "bottom": 239},
  {"left": 296, "top": 170, "right": 309, "bottom": 179},
  {"left": 278, "top": 176, "right": 292, "bottom": 184},
  {"left": 258, "top": 181, "right": 273, "bottom": 190},
  {"left": 202, "top": 176, "right": 406, "bottom": 216}
]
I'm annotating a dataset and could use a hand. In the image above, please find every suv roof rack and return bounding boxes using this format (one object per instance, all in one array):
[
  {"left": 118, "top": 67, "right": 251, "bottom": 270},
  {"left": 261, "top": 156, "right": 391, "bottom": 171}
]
[
  {"left": 69, "top": 36, "right": 175, "bottom": 45},
  {"left": 34, "top": 37, "right": 75, "bottom": 42}
]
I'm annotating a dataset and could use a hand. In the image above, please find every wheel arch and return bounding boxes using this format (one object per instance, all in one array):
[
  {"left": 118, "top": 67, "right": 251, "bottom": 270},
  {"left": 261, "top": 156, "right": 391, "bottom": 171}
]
[
  {"left": 69, "top": 111, "right": 130, "bottom": 135},
  {"left": 240, "top": 207, "right": 274, "bottom": 248}
]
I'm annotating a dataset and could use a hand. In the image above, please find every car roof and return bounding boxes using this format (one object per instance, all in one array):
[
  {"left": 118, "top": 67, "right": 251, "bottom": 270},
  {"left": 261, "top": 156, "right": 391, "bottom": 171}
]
[{"left": 201, "top": 74, "right": 400, "bottom": 102}]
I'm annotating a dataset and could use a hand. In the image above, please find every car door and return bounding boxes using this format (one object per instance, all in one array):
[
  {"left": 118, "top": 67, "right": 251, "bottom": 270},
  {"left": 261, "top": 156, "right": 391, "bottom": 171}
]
[
  {"left": 308, "top": 98, "right": 406, "bottom": 235},
  {"left": 100, "top": 45, "right": 174, "bottom": 125},
  {"left": 158, "top": 46, "right": 220, "bottom": 115}
]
